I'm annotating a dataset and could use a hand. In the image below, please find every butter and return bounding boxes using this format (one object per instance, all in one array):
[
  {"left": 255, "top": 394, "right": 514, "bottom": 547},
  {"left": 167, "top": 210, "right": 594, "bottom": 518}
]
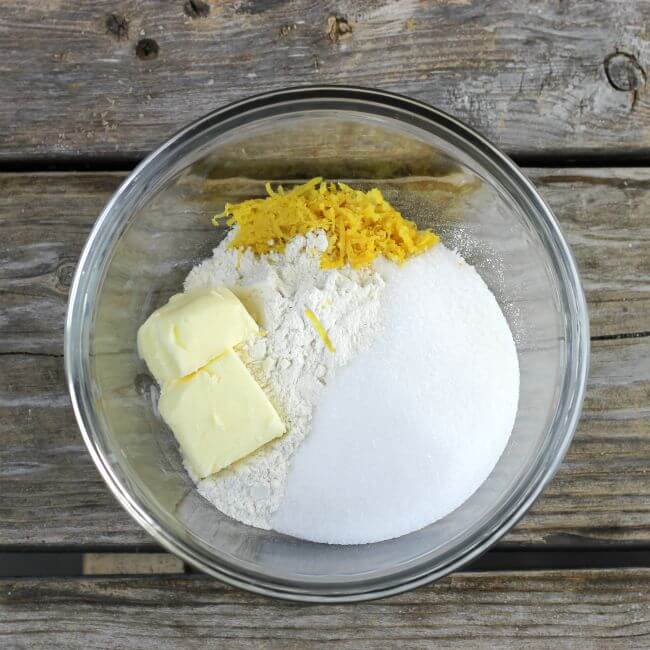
[
  {"left": 231, "top": 275, "right": 278, "bottom": 328},
  {"left": 137, "top": 288, "right": 258, "bottom": 386},
  {"left": 158, "top": 348, "right": 285, "bottom": 478},
  {"left": 232, "top": 285, "right": 266, "bottom": 327}
]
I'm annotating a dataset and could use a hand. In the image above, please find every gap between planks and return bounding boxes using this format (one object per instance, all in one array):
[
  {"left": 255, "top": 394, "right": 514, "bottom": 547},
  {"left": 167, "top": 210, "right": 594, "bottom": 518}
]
[
  {"left": 2, "top": 549, "right": 650, "bottom": 578},
  {"left": 4, "top": 154, "right": 650, "bottom": 175}
]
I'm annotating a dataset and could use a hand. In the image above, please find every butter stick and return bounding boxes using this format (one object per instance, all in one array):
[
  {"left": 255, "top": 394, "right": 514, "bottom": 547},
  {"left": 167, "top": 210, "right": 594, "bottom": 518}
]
[
  {"left": 158, "top": 349, "right": 285, "bottom": 478},
  {"left": 137, "top": 288, "right": 258, "bottom": 386}
]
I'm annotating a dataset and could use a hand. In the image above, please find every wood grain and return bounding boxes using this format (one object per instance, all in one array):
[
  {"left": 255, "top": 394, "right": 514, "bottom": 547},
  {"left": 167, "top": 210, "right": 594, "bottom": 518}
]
[
  {"left": 0, "top": 168, "right": 647, "bottom": 357},
  {"left": 0, "top": 169, "right": 648, "bottom": 548},
  {"left": 0, "top": 173, "right": 120, "bottom": 355},
  {"left": 520, "top": 335, "right": 650, "bottom": 546},
  {"left": 2, "top": 334, "right": 647, "bottom": 548},
  {"left": 1, "top": 1, "right": 650, "bottom": 160},
  {"left": 529, "top": 168, "right": 650, "bottom": 338},
  {"left": 2, "top": 569, "right": 650, "bottom": 647}
]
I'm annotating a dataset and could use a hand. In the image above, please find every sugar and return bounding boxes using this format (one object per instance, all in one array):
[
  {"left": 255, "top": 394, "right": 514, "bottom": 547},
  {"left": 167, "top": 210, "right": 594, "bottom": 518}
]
[{"left": 271, "top": 245, "right": 520, "bottom": 544}]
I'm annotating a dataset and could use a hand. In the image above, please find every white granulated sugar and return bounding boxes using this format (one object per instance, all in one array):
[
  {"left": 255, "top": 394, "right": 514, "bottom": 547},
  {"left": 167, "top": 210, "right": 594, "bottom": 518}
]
[
  {"left": 272, "top": 244, "right": 520, "bottom": 544},
  {"left": 184, "top": 230, "right": 384, "bottom": 529}
]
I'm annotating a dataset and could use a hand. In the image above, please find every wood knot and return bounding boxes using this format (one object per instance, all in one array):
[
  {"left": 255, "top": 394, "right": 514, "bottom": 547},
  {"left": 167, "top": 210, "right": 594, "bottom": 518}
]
[
  {"left": 56, "top": 262, "right": 75, "bottom": 292},
  {"left": 106, "top": 13, "right": 129, "bottom": 40},
  {"left": 327, "top": 15, "right": 352, "bottom": 42},
  {"left": 604, "top": 52, "right": 646, "bottom": 92},
  {"left": 184, "top": 0, "right": 210, "bottom": 19},
  {"left": 279, "top": 23, "right": 296, "bottom": 38},
  {"left": 136, "top": 38, "right": 159, "bottom": 60}
]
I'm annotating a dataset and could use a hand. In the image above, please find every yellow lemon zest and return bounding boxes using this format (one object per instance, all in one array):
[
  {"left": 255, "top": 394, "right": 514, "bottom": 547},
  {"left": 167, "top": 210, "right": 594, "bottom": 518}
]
[
  {"left": 213, "top": 178, "right": 439, "bottom": 269},
  {"left": 304, "top": 308, "right": 336, "bottom": 353}
]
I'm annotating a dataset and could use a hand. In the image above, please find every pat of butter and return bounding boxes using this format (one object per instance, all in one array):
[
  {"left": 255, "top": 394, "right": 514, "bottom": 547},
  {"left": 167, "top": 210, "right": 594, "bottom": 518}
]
[
  {"left": 230, "top": 269, "right": 279, "bottom": 328},
  {"left": 137, "top": 288, "right": 258, "bottom": 386},
  {"left": 158, "top": 348, "right": 285, "bottom": 478}
]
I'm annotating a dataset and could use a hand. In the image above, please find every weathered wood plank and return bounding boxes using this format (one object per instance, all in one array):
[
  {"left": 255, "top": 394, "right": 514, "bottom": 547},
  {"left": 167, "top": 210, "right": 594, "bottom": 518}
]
[
  {"left": 2, "top": 569, "right": 650, "bottom": 647},
  {"left": 1, "top": 1, "right": 649, "bottom": 159},
  {"left": 517, "top": 335, "right": 650, "bottom": 546},
  {"left": 0, "top": 173, "right": 121, "bottom": 355},
  {"left": 0, "top": 168, "right": 647, "bottom": 358},
  {"left": 0, "top": 169, "right": 648, "bottom": 548},
  {"left": 0, "top": 353, "right": 152, "bottom": 547},
  {"left": 1, "top": 335, "right": 647, "bottom": 547},
  {"left": 530, "top": 168, "right": 650, "bottom": 338}
]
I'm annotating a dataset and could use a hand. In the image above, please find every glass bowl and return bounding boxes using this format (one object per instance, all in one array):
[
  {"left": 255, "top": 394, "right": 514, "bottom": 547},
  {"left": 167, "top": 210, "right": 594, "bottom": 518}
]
[{"left": 65, "top": 86, "right": 589, "bottom": 602}]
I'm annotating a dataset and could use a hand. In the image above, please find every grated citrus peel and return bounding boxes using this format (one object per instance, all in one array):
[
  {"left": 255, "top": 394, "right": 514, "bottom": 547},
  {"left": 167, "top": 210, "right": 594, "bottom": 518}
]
[
  {"left": 304, "top": 308, "right": 336, "bottom": 353},
  {"left": 213, "top": 178, "right": 439, "bottom": 269}
]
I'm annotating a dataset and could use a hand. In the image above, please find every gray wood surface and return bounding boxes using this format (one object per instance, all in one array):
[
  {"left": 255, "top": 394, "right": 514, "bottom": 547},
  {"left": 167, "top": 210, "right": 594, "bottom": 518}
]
[
  {"left": 2, "top": 569, "right": 650, "bottom": 648},
  {"left": 3, "top": 1, "right": 649, "bottom": 640},
  {"left": 0, "top": 168, "right": 648, "bottom": 548},
  {"left": 1, "top": 1, "right": 650, "bottom": 160}
]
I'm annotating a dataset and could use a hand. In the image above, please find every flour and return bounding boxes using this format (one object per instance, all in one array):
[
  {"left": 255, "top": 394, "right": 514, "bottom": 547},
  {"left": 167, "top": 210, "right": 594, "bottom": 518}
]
[{"left": 184, "top": 230, "right": 384, "bottom": 528}]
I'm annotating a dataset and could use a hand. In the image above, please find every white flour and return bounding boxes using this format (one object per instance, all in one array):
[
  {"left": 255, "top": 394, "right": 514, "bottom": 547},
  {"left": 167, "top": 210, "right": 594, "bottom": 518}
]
[{"left": 184, "top": 231, "right": 383, "bottom": 528}]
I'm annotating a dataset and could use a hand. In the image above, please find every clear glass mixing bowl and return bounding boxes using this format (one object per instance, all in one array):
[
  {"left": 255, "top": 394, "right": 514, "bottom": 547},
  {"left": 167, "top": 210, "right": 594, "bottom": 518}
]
[{"left": 65, "top": 87, "right": 589, "bottom": 602}]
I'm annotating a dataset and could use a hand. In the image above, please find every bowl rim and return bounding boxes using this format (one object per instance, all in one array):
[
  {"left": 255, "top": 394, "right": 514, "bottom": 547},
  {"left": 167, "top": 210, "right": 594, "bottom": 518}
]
[{"left": 65, "top": 85, "right": 590, "bottom": 602}]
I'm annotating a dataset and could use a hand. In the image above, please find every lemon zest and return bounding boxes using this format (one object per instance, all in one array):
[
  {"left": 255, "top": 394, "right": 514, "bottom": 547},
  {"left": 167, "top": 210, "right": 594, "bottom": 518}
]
[
  {"left": 213, "top": 178, "right": 439, "bottom": 269},
  {"left": 304, "top": 308, "right": 336, "bottom": 353}
]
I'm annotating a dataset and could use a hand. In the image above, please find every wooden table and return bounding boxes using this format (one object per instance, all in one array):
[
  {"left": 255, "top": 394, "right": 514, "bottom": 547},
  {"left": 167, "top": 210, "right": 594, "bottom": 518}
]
[{"left": 1, "top": 1, "right": 649, "bottom": 647}]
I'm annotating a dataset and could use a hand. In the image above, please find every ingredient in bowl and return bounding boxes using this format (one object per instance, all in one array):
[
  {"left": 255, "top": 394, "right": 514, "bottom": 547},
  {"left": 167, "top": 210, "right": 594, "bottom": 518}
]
[
  {"left": 158, "top": 348, "right": 285, "bottom": 479},
  {"left": 137, "top": 287, "right": 258, "bottom": 385},
  {"left": 215, "top": 177, "right": 439, "bottom": 269},
  {"left": 304, "top": 308, "right": 336, "bottom": 353},
  {"left": 272, "top": 245, "right": 519, "bottom": 544}
]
